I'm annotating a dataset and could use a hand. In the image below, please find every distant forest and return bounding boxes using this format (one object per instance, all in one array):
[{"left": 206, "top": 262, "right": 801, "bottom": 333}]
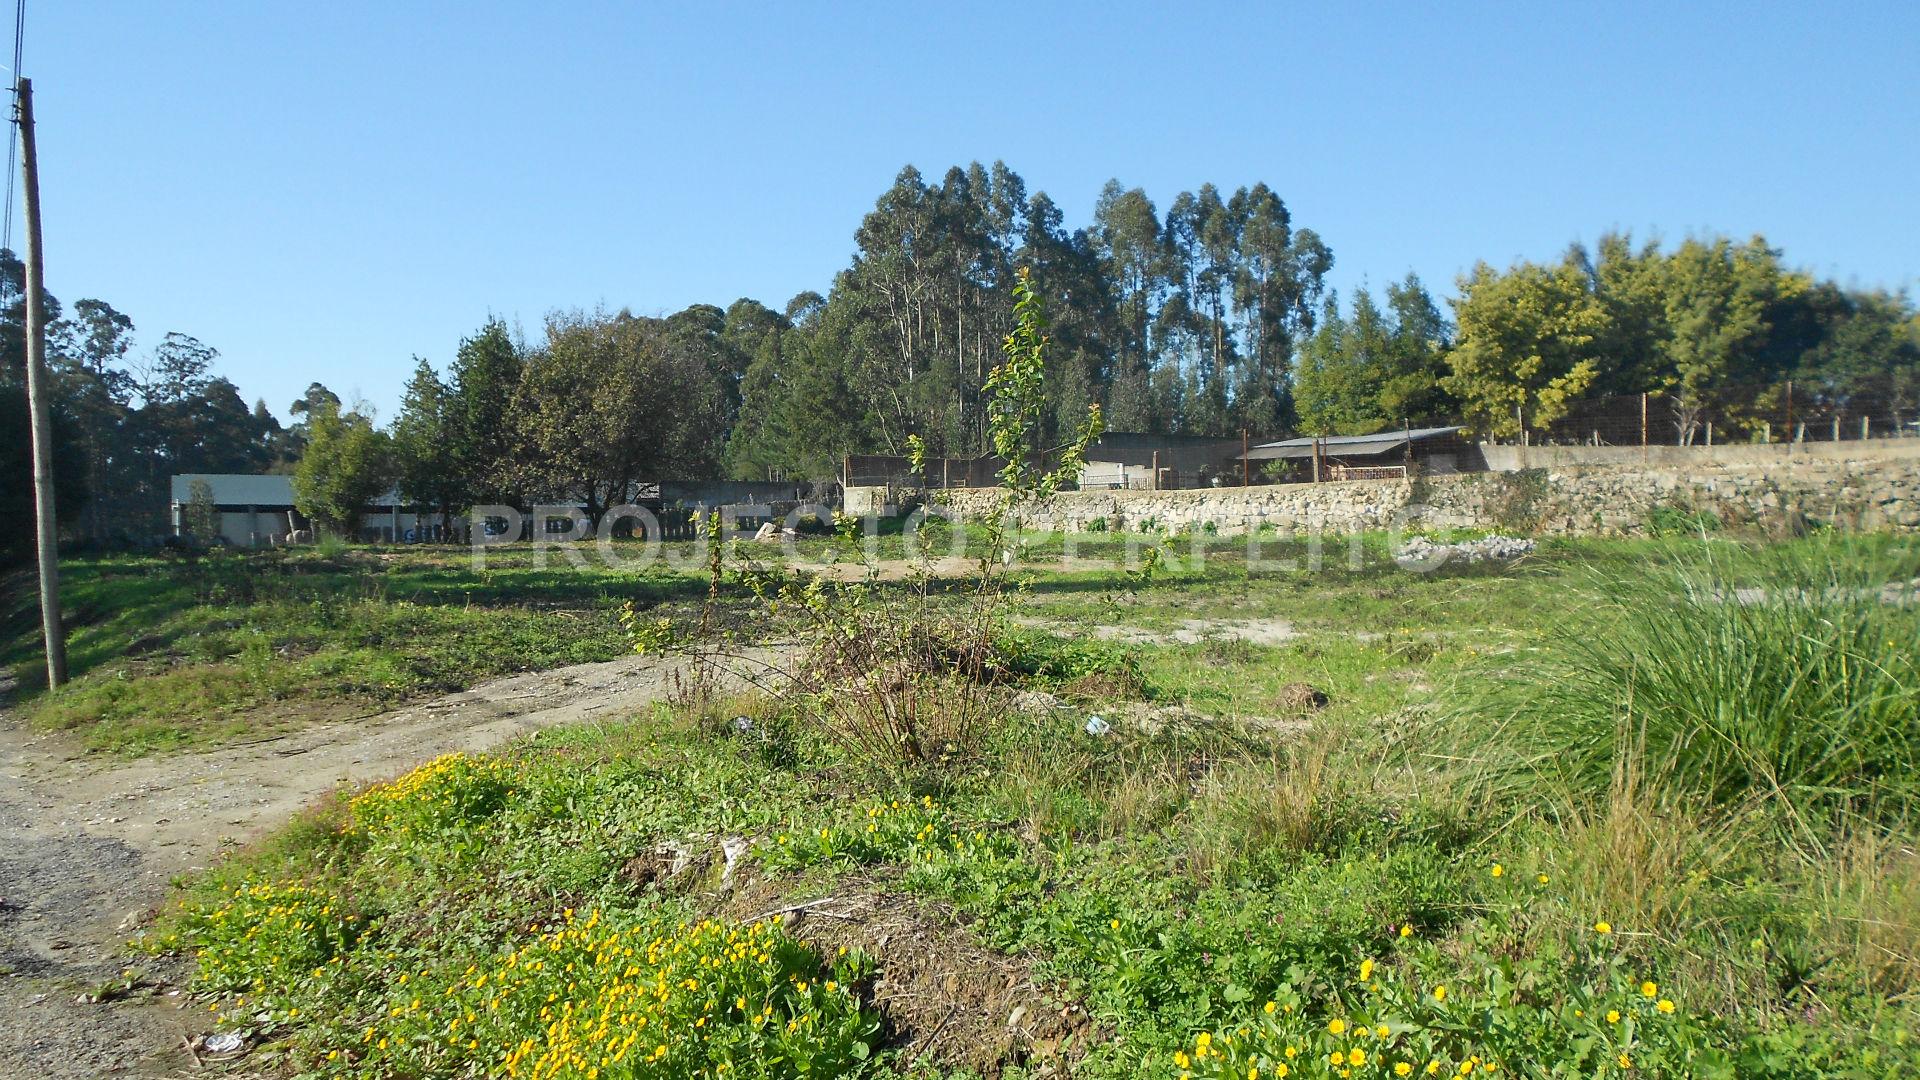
[{"left": 4, "top": 161, "right": 1918, "bottom": 551}]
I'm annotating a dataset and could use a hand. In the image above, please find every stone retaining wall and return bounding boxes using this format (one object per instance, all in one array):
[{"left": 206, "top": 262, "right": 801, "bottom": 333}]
[{"left": 935, "top": 447, "right": 1920, "bottom": 536}]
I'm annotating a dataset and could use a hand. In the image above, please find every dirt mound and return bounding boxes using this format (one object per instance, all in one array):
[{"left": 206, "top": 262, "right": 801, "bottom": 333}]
[
  {"left": 718, "top": 872, "right": 1093, "bottom": 1076},
  {"left": 1272, "top": 681, "right": 1330, "bottom": 712}
]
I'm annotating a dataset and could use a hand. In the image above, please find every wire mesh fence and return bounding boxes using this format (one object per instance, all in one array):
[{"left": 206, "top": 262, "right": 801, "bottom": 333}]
[{"left": 1526, "top": 376, "right": 1919, "bottom": 448}]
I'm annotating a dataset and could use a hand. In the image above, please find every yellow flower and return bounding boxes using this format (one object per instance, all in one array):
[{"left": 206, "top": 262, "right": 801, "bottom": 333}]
[
  {"left": 1249, "top": 1069, "right": 1259, "bottom": 1080},
  {"left": 1618, "top": 1051, "right": 1633, "bottom": 1069},
  {"left": 1264, "top": 1000, "right": 1277, "bottom": 1015},
  {"left": 1432, "top": 985, "right": 1447, "bottom": 1003},
  {"left": 1360, "top": 959, "right": 1375, "bottom": 982},
  {"left": 1606, "top": 1010, "right": 1621, "bottom": 1023},
  {"left": 1276, "top": 1066, "right": 1289, "bottom": 1078},
  {"left": 1110, "top": 919, "right": 1121, "bottom": 930},
  {"left": 1175, "top": 1052, "right": 1191, "bottom": 1068},
  {"left": 1657, "top": 999, "right": 1676, "bottom": 1014},
  {"left": 1490, "top": 863, "right": 1504, "bottom": 878},
  {"left": 1377, "top": 1025, "right": 1390, "bottom": 1038},
  {"left": 1397, "top": 1065, "right": 1414, "bottom": 1077},
  {"left": 1328, "top": 1018, "right": 1347, "bottom": 1035},
  {"left": 1426, "top": 1063, "right": 1441, "bottom": 1076},
  {"left": 1400, "top": 924, "right": 1414, "bottom": 938},
  {"left": 1537, "top": 874, "right": 1550, "bottom": 885},
  {"left": 1594, "top": 921, "right": 1612, "bottom": 934},
  {"left": 1640, "top": 981, "right": 1658, "bottom": 998},
  {"left": 1349, "top": 1048, "right": 1367, "bottom": 1066}
]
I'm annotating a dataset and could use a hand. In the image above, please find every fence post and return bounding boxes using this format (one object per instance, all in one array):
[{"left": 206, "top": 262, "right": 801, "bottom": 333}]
[
  {"left": 1763, "top": 421, "right": 1771, "bottom": 444},
  {"left": 1241, "top": 428, "right": 1249, "bottom": 487},
  {"left": 1640, "top": 393, "right": 1648, "bottom": 462},
  {"left": 1863, "top": 416, "right": 1871, "bottom": 440},
  {"left": 1785, "top": 381, "right": 1793, "bottom": 448},
  {"left": 1151, "top": 450, "right": 1160, "bottom": 491},
  {"left": 1706, "top": 421, "right": 1713, "bottom": 447},
  {"left": 1832, "top": 417, "right": 1840, "bottom": 442}
]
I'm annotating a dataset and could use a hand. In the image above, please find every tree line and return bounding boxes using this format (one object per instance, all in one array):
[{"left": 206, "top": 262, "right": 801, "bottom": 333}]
[
  {"left": 0, "top": 250, "right": 301, "bottom": 561},
  {"left": 7, "top": 161, "right": 1917, "bottom": 550}
]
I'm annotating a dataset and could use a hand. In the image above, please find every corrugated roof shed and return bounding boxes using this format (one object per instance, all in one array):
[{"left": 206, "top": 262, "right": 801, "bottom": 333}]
[{"left": 1241, "top": 426, "right": 1462, "bottom": 461}]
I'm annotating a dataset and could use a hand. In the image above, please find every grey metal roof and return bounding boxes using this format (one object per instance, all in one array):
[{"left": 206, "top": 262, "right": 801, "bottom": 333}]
[
  {"left": 170, "top": 473, "right": 298, "bottom": 506},
  {"left": 1241, "top": 426, "right": 1461, "bottom": 461},
  {"left": 170, "top": 473, "right": 405, "bottom": 507}
]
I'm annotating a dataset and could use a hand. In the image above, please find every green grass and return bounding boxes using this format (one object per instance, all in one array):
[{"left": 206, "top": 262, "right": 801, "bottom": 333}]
[
  {"left": 125, "top": 531, "right": 1920, "bottom": 1077},
  {"left": 2, "top": 547, "right": 713, "bottom": 753},
  {"left": 1445, "top": 535, "right": 1920, "bottom": 819}
]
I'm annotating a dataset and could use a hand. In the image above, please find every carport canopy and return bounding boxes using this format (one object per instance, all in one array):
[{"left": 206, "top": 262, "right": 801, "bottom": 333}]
[{"left": 1241, "top": 426, "right": 1462, "bottom": 460}]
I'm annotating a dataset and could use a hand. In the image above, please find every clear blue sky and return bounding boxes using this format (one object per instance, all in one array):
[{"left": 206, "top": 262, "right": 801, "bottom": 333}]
[{"left": 25, "top": 1, "right": 1920, "bottom": 422}]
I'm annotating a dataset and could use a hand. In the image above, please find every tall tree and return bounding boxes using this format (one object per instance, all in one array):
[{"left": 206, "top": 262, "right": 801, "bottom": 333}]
[
  {"left": 1445, "top": 255, "right": 1609, "bottom": 437},
  {"left": 291, "top": 400, "right": 392, "bottom": 536},
  {"left": 447, "top": 319, "right": 522, "bottom": 507},
  {"left": 391, "top": 357, "right": 459, "bottom": 533}
]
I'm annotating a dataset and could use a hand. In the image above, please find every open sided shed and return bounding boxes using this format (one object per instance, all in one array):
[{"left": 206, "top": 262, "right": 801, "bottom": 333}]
[{"left": 1241, "top": 426, "right": 1477, "bottom": 479}]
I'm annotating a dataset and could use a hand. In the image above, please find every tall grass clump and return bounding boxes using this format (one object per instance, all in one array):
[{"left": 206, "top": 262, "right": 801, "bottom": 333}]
[{"left": 1452, "top": 537, "right": 1920, "bottom": 819}]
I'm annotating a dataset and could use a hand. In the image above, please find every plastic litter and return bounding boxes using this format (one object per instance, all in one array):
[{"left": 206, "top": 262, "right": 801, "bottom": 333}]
[
  {"left": 203, "top": 1032, "right": 246, "bottom": 1055},
  {"left": 1084, "top": 715, "right": 1111, "bottom": 736}
]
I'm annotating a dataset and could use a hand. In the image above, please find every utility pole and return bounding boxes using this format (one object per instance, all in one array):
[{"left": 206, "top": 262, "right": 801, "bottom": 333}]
[{"left": 18, "top": 77, "right": 66, "bottom": 687}]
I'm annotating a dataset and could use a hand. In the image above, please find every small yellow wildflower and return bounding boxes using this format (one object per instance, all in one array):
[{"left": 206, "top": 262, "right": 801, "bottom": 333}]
[
  {"left": 1594, "top": 921, "right": 1613, "bottom": 934},
  {"left": 1264, "top": 1000, "right": 1278, "bottom": 1014},
  {"left": 1640, "top": 981, "right": 1658, "bottom": 998},
  {"left": 1432, "top": 985, "right": 1447, "bottom": 1003},
  {"left": 1490, "top": 863, "right": 1503, "bottom": 878},
  {"left": 1606, "top": 1010, "right": 1621, "bottom": 1023},
  {"left": 1328, "top": 1018, "right": 1347, "bottom": 1035},
  {"left": 1657, "top": 999, "right": 1676, "bottom": 1014}
]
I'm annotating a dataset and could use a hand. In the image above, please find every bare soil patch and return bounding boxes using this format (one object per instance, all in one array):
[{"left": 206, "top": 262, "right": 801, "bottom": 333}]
[{"left": 717, "top": 870, "right": 1094, "bottom": 1077}]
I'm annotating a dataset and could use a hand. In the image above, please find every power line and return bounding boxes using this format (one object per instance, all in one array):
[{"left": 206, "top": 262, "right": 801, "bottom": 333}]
[{"left": 3, "top": 0, "right": 22, "bottom": 257}]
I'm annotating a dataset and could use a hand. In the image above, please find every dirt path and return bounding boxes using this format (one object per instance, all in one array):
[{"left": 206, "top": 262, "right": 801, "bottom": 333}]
[{"left": 0, "top": 650, "right": 760, "bottom": 1079}]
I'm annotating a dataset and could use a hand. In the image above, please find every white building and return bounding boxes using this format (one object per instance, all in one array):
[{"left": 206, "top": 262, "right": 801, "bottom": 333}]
[{"left": 170, "top": 473, "right": 437, "bottom": 546}]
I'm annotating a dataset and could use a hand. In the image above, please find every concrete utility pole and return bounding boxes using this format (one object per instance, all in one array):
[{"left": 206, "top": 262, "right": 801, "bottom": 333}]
[{"left": 18, "top": 77, "right": 66, "bottom": 687}]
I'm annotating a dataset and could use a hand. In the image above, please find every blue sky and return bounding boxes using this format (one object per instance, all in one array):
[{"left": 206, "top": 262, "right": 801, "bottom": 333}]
[{"left": 24, "top": 1, "right": 1920, "bottom": 421}]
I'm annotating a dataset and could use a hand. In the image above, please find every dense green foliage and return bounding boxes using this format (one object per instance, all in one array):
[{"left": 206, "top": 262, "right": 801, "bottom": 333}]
[{"left": 291, "top": 400, "right": 393, "bottom": 536}]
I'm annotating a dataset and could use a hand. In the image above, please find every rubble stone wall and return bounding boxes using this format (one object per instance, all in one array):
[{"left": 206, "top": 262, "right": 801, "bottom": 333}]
[{"left": 934, "top": 444, "right": 1920, "bottom": 536}]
